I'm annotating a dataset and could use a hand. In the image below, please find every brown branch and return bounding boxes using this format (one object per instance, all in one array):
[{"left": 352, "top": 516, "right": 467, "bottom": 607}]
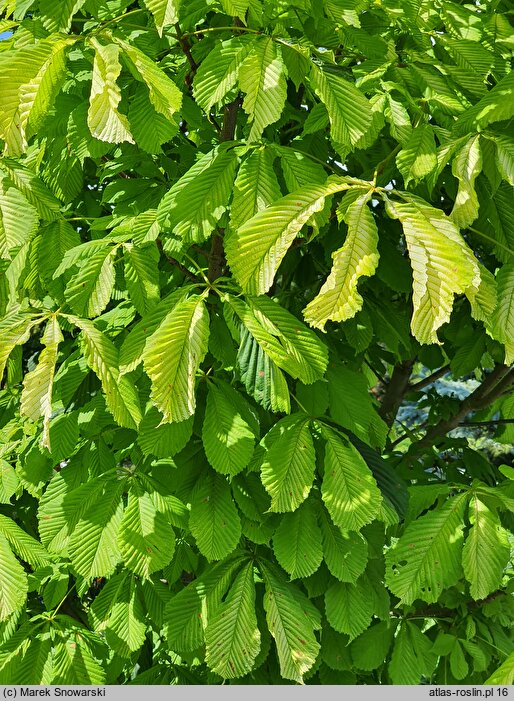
[
  {"left": 406, "top": 364, "right": 513, "bottom": 458},
  {"left": 408, "top": 365, "right": 450, "bottom": 391},
  {"left": 156, "top": 238, "right": 200, "bottom": 282},
  {"left": 460, "top": 418, "right": 514, "bottom": 427},
  {"left": 379, "top": 359, "right": 415, "bottom": 428},
  {"left": 207, "top": 98, "right": 240, "bottom": 283},
  {"left": 404, "top": 589, "right": 506, "bottom": 621},
  {"left": 175, "top": 22, "right": 198, "bottom": 85}
]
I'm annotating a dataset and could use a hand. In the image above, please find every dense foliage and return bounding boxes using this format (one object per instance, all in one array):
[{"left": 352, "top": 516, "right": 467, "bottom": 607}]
[{"left": 0, "top": 0, "right": 513, "bottom": 686}]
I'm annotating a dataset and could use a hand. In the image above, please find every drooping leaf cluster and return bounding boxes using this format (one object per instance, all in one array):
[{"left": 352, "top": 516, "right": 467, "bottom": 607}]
[{"left": 0, "top": 0, "right": 513, "bottom": 685}]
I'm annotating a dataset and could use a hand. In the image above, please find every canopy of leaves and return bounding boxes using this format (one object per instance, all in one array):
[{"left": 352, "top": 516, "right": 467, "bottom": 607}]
[{"left": 0, "top": 0, "right": 513, "bottom": 687}]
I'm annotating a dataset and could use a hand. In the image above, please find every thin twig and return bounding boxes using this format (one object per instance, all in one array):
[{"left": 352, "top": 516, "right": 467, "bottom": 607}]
[{"left": 408, "top": 365, "right": 450, "bottom": 391}]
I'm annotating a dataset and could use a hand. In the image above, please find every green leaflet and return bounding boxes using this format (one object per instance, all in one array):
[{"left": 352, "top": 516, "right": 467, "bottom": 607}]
[
  {"left": 164, "top": 556, "right": 245, "bottom": 651},
  {"left": 272, "top": 499, "right": 323, "bottom": 579},
  {"left": 143, "top": 0, "right": 179, "bottom": 36},
  {"left": 113, "top": 35, "right": 182, "bottom": 123},
  {"left": 0, "top": 312, "right": 44, "bottom": 383},
  {"left": 462, "top": 495, "right": 510, "bottom": 600},
  {"left": 89, "top": 572, "right": 147, "bottom": 658},
  {"left": 122, "top": 242, "right": 160, "bottom": 316},
  {"left": 20, "top": 316, "right": 62, "bottom": 450},
  {"left": 325, "top": 579, "right": 374, "bottom": 641},
  {"left": 225, "top": 179, "right": 348, "bottom": 295},
  {"left": 118, "top": 489, "right": 175, "bottom": 579},
  {"left": 193, "top": 36, "right": 254, "bottom": 113},
  {"left": 143, "top": 294, "right": 210, "bottom": 423},
  {"left": 67, "top": 316, "right": 142, "bottom": 429},
  {"left": 238, "top": 37, "right": 287, "bottom": 141},
  {"left": 260, "top": 561, "right": 321, "bottom": 683},
  {"left": 189, "top": 470, "right": 241, "bottom": 561},
  {"left": 385, "top": 494, "right": 468, "bottom": 605},
  {"left": 319, "top": 509, "right": 368, "bottom": 583},
  {"left": 87, "top": 38, "right": 133, "bottom": 144},
  {"left": 396, "top": 123, "right": 437, "bottom": 187},
  {"left": 65, "top": 246, "right": 117, "bottom": 318},
  {"left": 68, "top": 478, "right": 124, "bottom": 579},
  {"left": 350, "top": 621, "right": 396, "bottom": 672},
  {"left": 202, "top": 380, "right": 258, "bottom": 476},
  {"left": 0, "top": 158, "right": 62, "bottom": 221},
  {"left": 453, "top": 70, "right": 514, "bottom": 135},
  {"left": 385, "top": 192, "right": 480, "bottom": 345},
  {"left": 40, "top": 0, "right": 86, "bottom": 31},
  {"left": 303, "top": 190, "right": 379, "bottom": 330},
  {"left": 0, "top": 178, "right": 38, "bottom": 260},
  {"left": 157, "top": 147, "right": 238, "bottom": 242},
  {"left": 230, "top": 147, "right": 282, "bottom": 231},
  {"left": 450, "top": 134, "right": 482, "bottom": 228},
  {"left": 260, "top": 414, "right": 316, "bottom": 512},
  {"left": 492, "top": 264, "right": 514, "bottom": 364},
  {"left": 0, "top": 532, "right": 28, "bottom": 621},
  {"left": 389, "top": 621, "right": 437, "bottom": 684},
  {"left": 320, "top": 426, "right": 382, "bottom": 532},
  {"left": 309, "top": 63, "right": 372, "bottom": 150},
  {"left": 205, "top": 562, "right": 260, "bottom": 679},
  {"left": 247, "top": 295, "right": 328, "bottom": 384}
]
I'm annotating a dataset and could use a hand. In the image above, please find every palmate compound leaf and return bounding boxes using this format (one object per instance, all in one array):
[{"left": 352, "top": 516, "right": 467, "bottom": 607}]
[
  {"left": 492, "top": 263, "right": 514, "bottom": 364},
  {"left": 384, "top": 193, "right": 480, "bottom": 345},
  {"left": 205, "top": 562, "right": 260, "bottom": 679},
  {"left": 87, "top": 38, "right": 133, "bottom": 144},
  {"left": 260, "top": 414, "right": 316, "bottom": 512},
  {"left": 142, "top": 294, "right": 210, "bottom": 423},
  {"left": 202, "top": 380, "right": 258, "bottom": 477},
  {"left": 189, "top": 470, "right": 242, "bottom": 561},
  {"left": 20, "top": 315, "right": 62, "bottom": 451},
  {"left": 385, "top": 493, "right": 468, "bottom": 605},
  {"left": 462, "top": 495, "right": 510, "bottom": 600},
  {"left": 66, "top": 316, "right": 142, "bottom": 429},
  {"left": 238, "top": 37, "right": 287, "bottom": 142},
  {"left": 303, "top": 190, "right": 379, "bottom": 331},
  {"left": 319, "top": 425, "right": 382, "bottom": 532},
  {"left": 118, "top": 489, "right": 175, "bottom": 580},
  {"left": 272, "top": 499, "right": 323, "bottom": 579},
  {"left": 260, "top": 561, "right": 321, "bottom": 683},
  {"left": 225, "top": 179, "right": 350, "bottom": 295},
  {"left": 193, "top": 35, "right": 254, "bottom": 113}
]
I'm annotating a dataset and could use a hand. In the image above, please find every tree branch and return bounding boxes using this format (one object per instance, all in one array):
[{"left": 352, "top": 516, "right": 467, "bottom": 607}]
[
  {"left": 408, "top": 365, "right": 450, "bottom": 391},
  {"left": 207, "top": 98, "right": 240, "bottom": 283},
  {"left": 406, "top": 364, "right": 513, "bottom": 458},
  {"left": 379, "top": 359, "right": 415, "bottom": 428},
  {"left": 156, "top": 238, "right": 200, "bottom": 282}
]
